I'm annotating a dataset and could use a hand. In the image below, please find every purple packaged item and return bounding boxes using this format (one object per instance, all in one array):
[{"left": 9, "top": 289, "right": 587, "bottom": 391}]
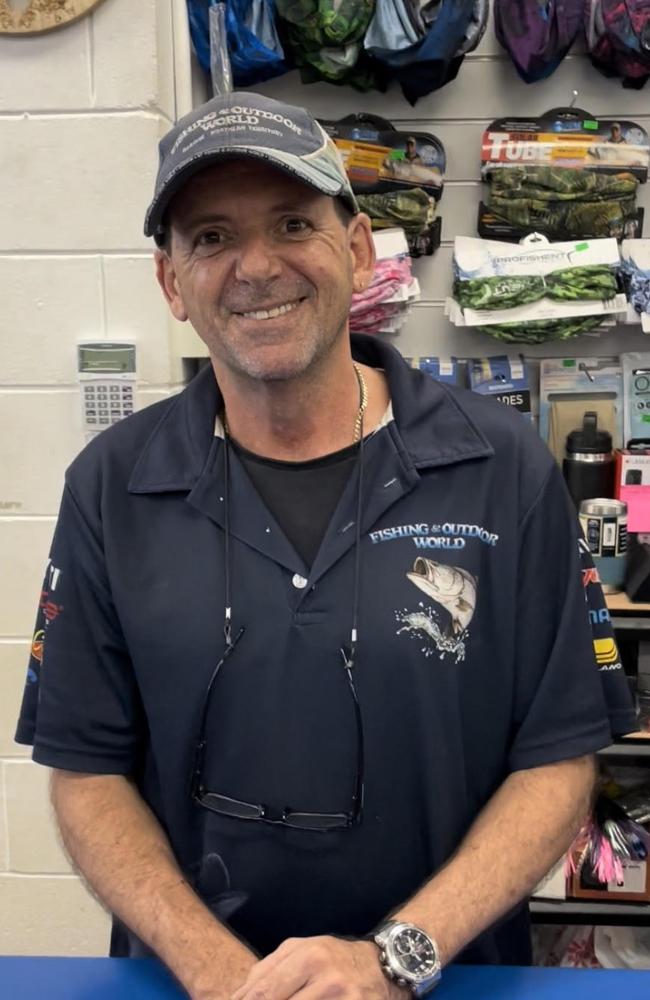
[
  {"left": 585, "top": 0, "right": 650, "bottom": 89},
  {"left": 495, "top": 0, "right": 584, "bottom": 82}
]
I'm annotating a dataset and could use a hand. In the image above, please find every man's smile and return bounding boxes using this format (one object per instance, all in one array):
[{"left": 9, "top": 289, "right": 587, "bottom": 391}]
[{"left": 234, "top": 297, "right": 306, "bottom": 321}]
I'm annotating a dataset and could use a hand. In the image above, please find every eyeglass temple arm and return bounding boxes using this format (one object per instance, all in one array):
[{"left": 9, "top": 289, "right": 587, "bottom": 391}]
[
  {"left": 340, "top": 649, "right": 365, "bottom": 820},
  {"left": 191, "top": 627, "right": 246, "bottom": 791}
]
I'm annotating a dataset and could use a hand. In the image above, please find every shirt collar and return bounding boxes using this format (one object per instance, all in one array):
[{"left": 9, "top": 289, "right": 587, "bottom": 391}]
[{"left": 128, "top": 334, "right": 493, "bottom": 494}]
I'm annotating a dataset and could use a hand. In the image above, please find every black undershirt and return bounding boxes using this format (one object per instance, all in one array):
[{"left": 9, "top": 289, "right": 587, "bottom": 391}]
[{"left": 229, "top": 438, "right": 359, "bottom": 568}]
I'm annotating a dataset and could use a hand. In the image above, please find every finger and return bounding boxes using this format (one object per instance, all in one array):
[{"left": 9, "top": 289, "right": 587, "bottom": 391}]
[
  {"left": 232, "top": 958, "right": 311, "bottom": 1000},
  {"left": 282, "top": 985, "right": 341, "bottom": 1000},
  {"left": 231, "top": 947, "right": 313, "bottom": 1000},
  {"left": 232, "top": 939, "right": 305, "bottom": 998}
]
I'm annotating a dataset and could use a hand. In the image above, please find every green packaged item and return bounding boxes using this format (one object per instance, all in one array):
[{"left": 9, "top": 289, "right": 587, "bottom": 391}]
[
  {"left": 489, "top": 165, "right": 638, "bottom": 203},
  {"left": 276, "top": 0, "right": 373, "bottom": 46},
  {"left": 453, "top": 265, "right": 618, "bottom": 310},
  {"left": 479, "top": 112, "right": 648, "bottom": 242},
  {"left": 481, "top": 316, "right": 606, "bottom": 344},
  {"left": 320, "top": 114, "right": 445, "bottom": 254},
  {"left": 356, "top": 187, "right": 435, "bottom": 235},
  {"left": 276, "top": 0, "right": 378, "bottom": 87},
  {"left": 485, "top": 166, "right": 639, "bottom": 240}
]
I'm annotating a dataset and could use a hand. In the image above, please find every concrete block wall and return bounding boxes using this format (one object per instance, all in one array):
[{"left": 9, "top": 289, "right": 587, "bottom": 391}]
[{"left": 0, "top": 0, "right": 183, "bottom": 955}]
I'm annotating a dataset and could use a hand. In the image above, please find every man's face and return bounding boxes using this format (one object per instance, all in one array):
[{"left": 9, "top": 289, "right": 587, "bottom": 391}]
[{"left": 156, "top": 159, "right": 373, "bottom": 382}]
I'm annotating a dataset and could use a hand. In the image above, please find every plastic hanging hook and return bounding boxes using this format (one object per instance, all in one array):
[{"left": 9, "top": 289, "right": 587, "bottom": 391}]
[
  {"left": 520, "top": 232, "right": 549, "bottom": 246},
  {"left": 569, "top": 89, "right": 579, "bottom": 109}
]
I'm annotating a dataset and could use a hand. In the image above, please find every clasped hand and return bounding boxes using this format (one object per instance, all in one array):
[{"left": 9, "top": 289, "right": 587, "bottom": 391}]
[{"left": 231, "top": 936, "right": 403, "bottom": 1000}]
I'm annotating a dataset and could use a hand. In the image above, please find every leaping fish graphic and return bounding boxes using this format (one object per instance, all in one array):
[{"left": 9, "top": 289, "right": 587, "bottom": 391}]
[{"left": 406, "top": 558, "right": 477, "bottom": 635}]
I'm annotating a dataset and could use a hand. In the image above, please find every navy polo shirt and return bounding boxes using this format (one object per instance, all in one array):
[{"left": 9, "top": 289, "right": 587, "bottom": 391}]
[{"left": 16, "top": 335, "right": 636, "bottom": 964}]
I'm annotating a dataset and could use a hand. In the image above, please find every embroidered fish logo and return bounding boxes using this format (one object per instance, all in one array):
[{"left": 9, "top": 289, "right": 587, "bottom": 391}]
[{"left": 406, "top": 558, "right": 477, "bottom": 635}]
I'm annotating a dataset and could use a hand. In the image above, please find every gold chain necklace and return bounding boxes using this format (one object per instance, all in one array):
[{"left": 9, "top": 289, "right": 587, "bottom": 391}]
[
  {"left": 352, "top": 362, "right": 368, "bottom": 444},
  {"left": 223, "top": 363, "right": 368, "bottom": 445}
]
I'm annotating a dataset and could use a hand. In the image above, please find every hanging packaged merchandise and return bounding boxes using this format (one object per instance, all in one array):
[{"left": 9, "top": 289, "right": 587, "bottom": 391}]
[
  {"left": 447, "top": 234, "right": 627, "bottom": 344},
  {"left": 494, "top": 0, "right": 583, "bottom": 82},
  {"left": 355, "top": 187, "right": 435, "bottom": 239},
  {"left": 320, "top": 113, "right": 445, "bottom": 256},
  {"left": 538, "top": 356, "right": 623, "bottom": 460},
  {"left": 585, "top": 0, "right": 650, "bottom": 90},
  {"left": 404, "top": 357, "right": 460, "bottom": 385},
  {"left": 479, "top": 109, "right": 649, "bottom": 243},
  {"left": 621, "top": 351, "right": 650, "bottom": 447},
  {"left": 620, "top": 240, "right": 650, "bottom": 331},
  {"left": 468, "top": 356, "right": 532, "bottom": 418},
  {"left": 363, "top": 0, "right": 420, "bottom": 56},
  {"left": 485, "top": 167, "right": 640, "bottom": 240},
  {"left": 274, "top": 0, "right": 380, "bottom": 90},
  {"left": 567, "top": 793, "right": 650, "bottom": 901},
  {"left": 364, "top": 0, "right": 487, "bottom": 103},
  {"left": 187, "top": 0, "right": 287, "bottom": 87},
  {"left": 350, "top": 228, "right": 420, "bottom": 334}
]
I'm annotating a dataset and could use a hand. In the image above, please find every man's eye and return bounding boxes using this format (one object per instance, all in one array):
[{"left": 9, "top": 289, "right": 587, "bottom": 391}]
[
  {"left": 196, "top": 230, "right": 225, "bottom": 247},
  {"left": 282, "top": 218, "right": 310, "bottom": 235}
]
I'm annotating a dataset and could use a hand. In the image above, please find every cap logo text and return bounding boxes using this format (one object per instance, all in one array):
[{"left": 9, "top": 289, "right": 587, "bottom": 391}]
[{"left": 170, "top": 106, "right": 302, "bottom": 156}]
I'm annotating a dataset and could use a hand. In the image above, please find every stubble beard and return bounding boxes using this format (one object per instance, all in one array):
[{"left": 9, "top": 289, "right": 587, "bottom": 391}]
[{"left": 209, "top": 307, "right": 350, "bottom": 384}]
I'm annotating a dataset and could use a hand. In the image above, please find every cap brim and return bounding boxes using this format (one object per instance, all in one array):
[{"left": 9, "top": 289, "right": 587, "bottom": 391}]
[{"left": 144, "top": 147, "right": 358, "bottom": 243}]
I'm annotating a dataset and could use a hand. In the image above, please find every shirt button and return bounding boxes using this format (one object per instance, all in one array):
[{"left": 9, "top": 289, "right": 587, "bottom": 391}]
[{"left": 292, "top": 573, "right": 308, "bottom": 589}]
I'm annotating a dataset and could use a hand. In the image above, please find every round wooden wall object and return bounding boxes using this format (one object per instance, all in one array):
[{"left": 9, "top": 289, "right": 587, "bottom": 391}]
[{"left": 0, "top": 0, "right": 108, "bottom": 34}]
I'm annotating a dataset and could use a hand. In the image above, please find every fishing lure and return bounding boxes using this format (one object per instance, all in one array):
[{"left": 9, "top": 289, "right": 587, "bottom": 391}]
[{"left": 567, "top": 793, "right": 650, "bottom": 885}]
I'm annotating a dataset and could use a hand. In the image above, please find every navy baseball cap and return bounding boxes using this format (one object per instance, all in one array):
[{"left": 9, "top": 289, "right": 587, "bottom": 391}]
[{"left": 144, "top": 92, "right": 359, "bottom": 245}]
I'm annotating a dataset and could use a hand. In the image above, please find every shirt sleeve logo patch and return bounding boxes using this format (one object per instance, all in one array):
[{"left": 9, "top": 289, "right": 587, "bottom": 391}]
[
  {"left": 30, "top": 628, "right": 45, "bottom": 664},
  {"left": 593, "top": 637, "right": 620, "bottom": 667},
  {"left": 25, "top": 559, "right": 65, "bottom": 686},
  {"left": 396, "top": 557, "right": 478, "bottom": 663}
]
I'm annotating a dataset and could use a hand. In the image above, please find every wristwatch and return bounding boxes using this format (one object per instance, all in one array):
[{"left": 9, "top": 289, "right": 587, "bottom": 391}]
[{"left": 373, "top": 920, "right": 441, "bottom": 996}]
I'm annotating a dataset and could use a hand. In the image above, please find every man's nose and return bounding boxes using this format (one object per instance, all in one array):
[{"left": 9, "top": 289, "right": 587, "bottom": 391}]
[{"left": 234, "top": 234, "right": 283, "bottom": 283}]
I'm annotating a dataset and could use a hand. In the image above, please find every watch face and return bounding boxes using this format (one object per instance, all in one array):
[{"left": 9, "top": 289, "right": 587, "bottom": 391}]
[{"left": 390, "top": 928, "right": 438, "bottom": 980}]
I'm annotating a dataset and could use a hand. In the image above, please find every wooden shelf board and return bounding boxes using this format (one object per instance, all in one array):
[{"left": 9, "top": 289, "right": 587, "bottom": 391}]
[{"left": 606, "top": 592, "right": 650, "bottom": 613}]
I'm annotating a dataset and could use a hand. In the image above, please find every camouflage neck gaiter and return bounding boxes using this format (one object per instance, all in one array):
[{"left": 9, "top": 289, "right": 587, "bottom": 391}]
[
  {"left": 453, "top": 264, "right": 619, "bottom": 310},
  {"left": 485, "top": 166, "right": 639, "bottom": 239},
  {"left": 480, "top": 315, "right": 609, "bottom": 344},
  {"left": 453, "top": 263, "right": 619, "bottom": 343},
  {"left": 356, "top": 187, "right": 436, "bottom": 235}
]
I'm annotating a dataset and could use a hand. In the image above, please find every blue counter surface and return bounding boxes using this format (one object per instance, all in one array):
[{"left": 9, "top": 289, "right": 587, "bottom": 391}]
[{"left": 0, "top": 959, "right": 648, "bottom": 999}]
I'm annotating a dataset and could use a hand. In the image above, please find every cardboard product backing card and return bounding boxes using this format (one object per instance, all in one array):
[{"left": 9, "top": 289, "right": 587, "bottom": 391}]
[
  {"left": 449, "top": 236, "right": 627, "bottom": 329},
  {"left": 481, "top": 113, "right": 650, "bottom": 181},
  {"left": 479, "top": 111, "right": 649, "bottom": 242},
  {"left": 539, "top": 357, "right": 623, "bottom": 459},
  {"left": 615, "top": 450, "right": 650, "bottom": 533},
  {"left": 621, "top": 352, "right": 650, "bottom": 446},
  {"left": 570, "top": 858, "right": 650, "bottom": 902},
  {"left": 404, "top": 357, "right": 459, "bottom": 386},
  {"left": 468, "top": 355, "right": 532, "bottom": 418},
  {"left": 319, "top": 114, "right": 445, "bottom": 257}
]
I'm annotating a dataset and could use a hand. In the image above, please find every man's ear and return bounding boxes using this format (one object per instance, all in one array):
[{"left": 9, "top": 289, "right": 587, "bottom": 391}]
[
  {"left": 154, "top": 249, "right": 188, "bottom": 322},
  {"left": 348, "top": 212, "right": 376, "bottom": 294}
]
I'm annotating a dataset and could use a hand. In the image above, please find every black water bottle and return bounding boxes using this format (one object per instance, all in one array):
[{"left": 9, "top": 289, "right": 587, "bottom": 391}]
[{"left": 563, "top": 411, "right": 615, "bottom": 510}]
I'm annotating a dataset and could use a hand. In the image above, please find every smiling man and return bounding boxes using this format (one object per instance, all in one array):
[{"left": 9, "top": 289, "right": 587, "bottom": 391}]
[{"left": 16, "top": 93, "right": 636, "bottom": 1000}]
